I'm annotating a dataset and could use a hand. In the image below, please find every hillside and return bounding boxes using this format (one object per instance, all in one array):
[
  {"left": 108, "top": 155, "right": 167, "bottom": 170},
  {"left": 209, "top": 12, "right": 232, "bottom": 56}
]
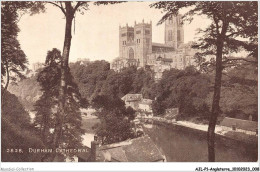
[{"left": 8, "top": 73, "right": 42, "bottom": 111}]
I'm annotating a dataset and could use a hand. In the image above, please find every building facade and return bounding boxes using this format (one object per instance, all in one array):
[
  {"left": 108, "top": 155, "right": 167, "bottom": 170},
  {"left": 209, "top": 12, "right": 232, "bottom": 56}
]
[{"left": 110, "top": 15, "right": 197, "bottom": 79}]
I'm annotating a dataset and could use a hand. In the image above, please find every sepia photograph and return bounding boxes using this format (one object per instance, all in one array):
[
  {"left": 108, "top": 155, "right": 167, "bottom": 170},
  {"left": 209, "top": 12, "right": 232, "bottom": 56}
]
[{"left": 0, "top": 0, "right": 258, "bottom": 170}]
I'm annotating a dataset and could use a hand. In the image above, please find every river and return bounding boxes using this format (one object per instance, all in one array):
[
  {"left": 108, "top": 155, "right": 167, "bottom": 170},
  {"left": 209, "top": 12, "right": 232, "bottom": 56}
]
[
  {"left": 81, "top": 116, "right": 257, "bottom": 162},
  {"left": 143, "top": 122, "right": 258, "bottom": 162}
]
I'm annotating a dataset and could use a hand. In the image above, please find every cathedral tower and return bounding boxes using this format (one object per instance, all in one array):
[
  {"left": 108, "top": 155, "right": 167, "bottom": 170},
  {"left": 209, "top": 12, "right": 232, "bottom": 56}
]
[
  {"left": 119, "top": 23, "right": 134, "bottom": 59},
  {"left": 164, "top": 15, "right": 184, "bottom": 50},
  {"left": 134, "top": 20, "right": 152, "bottom": 67},
  {"left": 119, "top": 20, "right": 152, "bottom": 67}
]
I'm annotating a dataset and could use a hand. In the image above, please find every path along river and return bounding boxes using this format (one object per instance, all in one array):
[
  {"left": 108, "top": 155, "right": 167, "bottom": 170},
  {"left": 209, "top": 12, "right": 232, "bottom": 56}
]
[{"left": 143, "top": 122, "right": 257, "bottom": 162}]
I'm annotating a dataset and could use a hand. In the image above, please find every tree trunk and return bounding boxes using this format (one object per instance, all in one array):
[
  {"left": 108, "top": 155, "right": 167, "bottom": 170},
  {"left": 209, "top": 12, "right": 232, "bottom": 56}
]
[
  {"left": 1, "top": 62, "right": 9, "bottom": 109},
  {"left": 207, "top": 38, "right": 224, "bottom": 162},
  {"left": 51, "top": 2, "right": 74, "bottom": 161},
  {"left": 4, "top": 62, "right": 9, "bottom": 91}
]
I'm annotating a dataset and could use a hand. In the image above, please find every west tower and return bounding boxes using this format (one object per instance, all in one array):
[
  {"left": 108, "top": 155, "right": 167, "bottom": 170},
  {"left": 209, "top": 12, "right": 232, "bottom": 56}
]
[
  {"left": 134, "top": 20, "right": 152, "bottom": 67},
  {"left": 119, "top": 24, "right": 134, "bottom": 59},
  {"left": 119, "top": 20, "right": 152, "bottom": 67}
]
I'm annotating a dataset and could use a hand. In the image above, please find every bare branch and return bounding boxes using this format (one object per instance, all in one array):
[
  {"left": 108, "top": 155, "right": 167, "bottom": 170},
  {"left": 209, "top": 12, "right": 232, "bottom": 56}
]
[
  {"left": 59, "top": 2, "right": 66, "bottom": 14},
  {"left": 73, "top": 1, "right": 88, "bottom": 14},
  {"left": 226, "top": 31, "right": 240, "bottom": 38},
  {"left": 47, "top": 2, "right": 66, "bottom": 15},
  {"left": 16, "top": 12, "right": 25, "bottom": 23}
]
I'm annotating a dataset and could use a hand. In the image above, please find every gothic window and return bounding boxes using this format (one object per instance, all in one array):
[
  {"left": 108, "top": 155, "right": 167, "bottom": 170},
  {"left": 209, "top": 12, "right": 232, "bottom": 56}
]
[
  {"left": 168, "top": 30, "right": 172, "bottom": 41},
  {"left": 177, "top": 30, "right": 181, "bottom": 41},
  {"left": 121, "top": 33, "right": 126, "bottom": 37},
  {"left": 136, "top": 30, "right": 141, "bottom": 34},
  {"left": 146, "top": 38, "right": 150, "bottom": 46},
  {"left": 129, "top": 48, "right": 134, "bottom": 59},
  {"left": 145, "top": 30, "right": 150, "bottom": 35},
  {"left": 128, "top": 32, "right": 134, "bottom": 37},
  {"left": 168, "top": 18, "right": 173, "bottom": 24}
]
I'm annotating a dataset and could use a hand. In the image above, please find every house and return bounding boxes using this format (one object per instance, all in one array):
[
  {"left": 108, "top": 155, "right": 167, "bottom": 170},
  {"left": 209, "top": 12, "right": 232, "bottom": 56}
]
[
  {"left": 139, "top": 99, "right": 153, "bottom": 113},
  {"left": 220, "top": 117, "right": 258, "bottom": 133},
  {"left": 121, "top": 94, "right": 143, "bottom": 110},
  {"left": 121, "top": 94, "right": 154, "bottom": 114},
  {"left": 78, "top": 135, "right": 166, "bottom": 162}
]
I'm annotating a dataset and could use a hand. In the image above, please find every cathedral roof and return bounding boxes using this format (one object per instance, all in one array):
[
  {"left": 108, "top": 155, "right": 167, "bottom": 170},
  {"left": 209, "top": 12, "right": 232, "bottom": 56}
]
[
  {"left": 156, "top": 56, "right": 173, "bottom": 63},
  {"left": 152, "top": 42, "right": 173, "bottom": 48}
]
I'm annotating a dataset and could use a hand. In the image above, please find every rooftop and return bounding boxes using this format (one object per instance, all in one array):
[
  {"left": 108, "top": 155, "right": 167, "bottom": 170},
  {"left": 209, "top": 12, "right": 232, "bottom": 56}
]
[
  {"left": 121, "top": 94, "right": 143, "bottom": 102},
  {"left": 97, "top": 135, "right": 165, "bottom": 162},
  {"left": 140, "top": 99, "right": 153, "bottom": 105},
  {"left": 152, "top": 42, "right": 174, "bottom": 48}
]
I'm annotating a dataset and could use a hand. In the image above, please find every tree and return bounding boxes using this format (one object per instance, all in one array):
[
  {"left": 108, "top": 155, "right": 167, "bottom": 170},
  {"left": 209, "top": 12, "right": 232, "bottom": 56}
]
[
  {"left": 1, "top": 90, "right": 45, "bottom": 162},
  {"left": 1, "top": 1, "right": 45, "bottom": 91},
  {"left": 1, "top": 2, "right": 27, "bottom": 94},
  {"left": 1, "top": 1, "right": 123, "bottom": 161},
  {"left": 151, "top": 1, "right": 258, "bottom": 161},
  {"left": 70, "top": 60, "right": 111, "bottom": 100},
  {"left": 220, "top": 62, "right": 257, "bottom": 121},
  {"left": 34, "top": 48, "right": 85, "bottom": 161},
  {"left": 92, "top": 95, "right": 136, "bottom": 145},
  {"left": 39, "top": 2, "right": 122, "bottom": 152},
  {"left": 152, "top": 67, "right": 211, "bottom": 118}
]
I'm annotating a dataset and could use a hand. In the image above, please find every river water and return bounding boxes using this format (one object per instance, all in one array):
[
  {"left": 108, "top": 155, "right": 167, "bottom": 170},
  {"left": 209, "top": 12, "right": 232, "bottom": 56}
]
[{"left": 143, "top": 122, "right": 258, "bottom": 162}]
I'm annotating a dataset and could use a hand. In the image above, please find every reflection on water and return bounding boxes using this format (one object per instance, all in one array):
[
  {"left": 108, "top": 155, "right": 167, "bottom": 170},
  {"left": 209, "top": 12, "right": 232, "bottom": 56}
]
[
  {"left": 82, "top": 133, "right": 95, "bottom": 147},
  {"left": 144, "top": 123, "right": 257, "bottom": 162}
]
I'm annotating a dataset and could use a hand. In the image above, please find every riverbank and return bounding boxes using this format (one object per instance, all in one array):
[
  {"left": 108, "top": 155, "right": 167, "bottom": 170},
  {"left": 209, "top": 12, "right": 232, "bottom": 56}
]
[
  {"left": 151, "top": 117, "right": 258, "bottom": 146},
  {"left": 144, "top": 122, "right": 257, "bottom": 162}
]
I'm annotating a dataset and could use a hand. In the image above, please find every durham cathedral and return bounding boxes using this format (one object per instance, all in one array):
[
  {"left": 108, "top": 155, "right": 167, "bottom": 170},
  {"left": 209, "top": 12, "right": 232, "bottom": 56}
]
[{"left": 110, "top": 15, "right": 197, "bottom": 80}]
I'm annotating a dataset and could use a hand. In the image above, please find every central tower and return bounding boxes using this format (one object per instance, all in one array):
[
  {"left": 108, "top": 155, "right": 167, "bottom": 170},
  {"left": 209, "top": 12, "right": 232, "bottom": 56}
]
[{"left": 164, "top": 15, "right": 184, "bottom": 50}]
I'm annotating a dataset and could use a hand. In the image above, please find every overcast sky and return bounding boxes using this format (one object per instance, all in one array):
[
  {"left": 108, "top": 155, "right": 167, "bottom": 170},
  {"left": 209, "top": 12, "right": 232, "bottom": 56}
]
[{"left": 17, "top": 1, "right": 210, "bottom": 68}]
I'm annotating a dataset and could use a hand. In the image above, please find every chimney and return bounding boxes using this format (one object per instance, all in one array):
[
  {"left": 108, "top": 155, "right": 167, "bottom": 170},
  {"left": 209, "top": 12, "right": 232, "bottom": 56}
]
[{"left": 90, "top": 136, "right": 99, "bottom": 162}]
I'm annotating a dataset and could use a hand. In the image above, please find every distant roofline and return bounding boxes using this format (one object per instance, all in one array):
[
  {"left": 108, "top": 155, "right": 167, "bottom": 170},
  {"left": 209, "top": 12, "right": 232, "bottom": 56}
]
[{"left": 152, "top": 42, "right": 174, "bottom": 48}]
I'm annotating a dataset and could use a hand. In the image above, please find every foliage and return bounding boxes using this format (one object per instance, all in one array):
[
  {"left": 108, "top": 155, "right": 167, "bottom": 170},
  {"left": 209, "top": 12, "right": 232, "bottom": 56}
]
[
  {"left": 92, "top": 95, "right": 136, "bottom": 145},
  {"left": 1, "top": 2, "right": 27, "bottom": 89},
  {"left": 152, "top": 66, "right": 211, "bottom": 118},
  {"left": 151, "top": 1, "right": 258, "bottom": 161},
  {"left": 70, "top": 60, "right": 111, "bottom": 100},
  {"left": 34, "top": 48, "right": 85, "bottom": 159},
  {"left": 1, "top": 90, "right": 44, "bottom": 162},
  {"left": 220, "top": 63, "right": 258, "bottom": 121},
  {"left": 70, "top": 62, "right": 155, "bottom": 102},
  {"left": 1, "top": 1, "right": 46, "bottom": 89}
]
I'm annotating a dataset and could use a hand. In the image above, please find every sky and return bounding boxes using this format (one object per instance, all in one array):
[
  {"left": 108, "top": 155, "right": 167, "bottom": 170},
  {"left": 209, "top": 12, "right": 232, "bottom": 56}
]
[{"left": 17, "top": 1, "right": 210, "bottom": 69}]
